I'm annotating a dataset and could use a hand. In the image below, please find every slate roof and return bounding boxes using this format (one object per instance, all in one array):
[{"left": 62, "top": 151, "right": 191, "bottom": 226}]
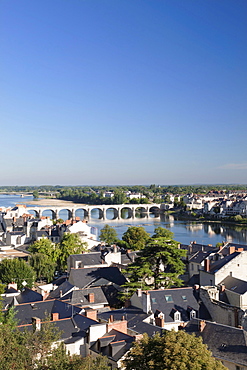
[
  {"left": 69, "top": 252, "right": 106, "bottom": 266},
  {"left": 189, "top": 250, "right": 212, "bottom": 264},
  {"left": 180, "top": 243, "right": 217, "bottom": 255},
  {"left": 225, "top": 242, "right": 247, "bottom": 251},
  {"left": 120, "top": 251, "right": 138, "bottom": 265},
  {"left": 91, "top": 329, "right": 135, "bottom": 362},
  {"left": 18, "top": 313, "right": 98, "bottom": 342},
  {"left": 98, "top": 307, "right": 149, "bottom": 328},
  {"left": 185, "top": 319, "right": 247, "bottom": 367},
  {"left": 8, "top": 299, "right": 81, "bottom": 325},
  {"left": 36, "top": 230, "right": 49, "bottom": 238},
  {"left": 68, "top": 267, "right": 127, "bottom": 289},
  {"left": 147, "top": 287, "right": 199, "bottom": 323},
  {"left": 219, "top": 276, "right": 247, "bottom": 295},
  {"left": 61, "top": 287, "right": 108, "bottom": 307},
  {"left": 98, "top": 306, "right": 165, "bottom": 337},
  {"left": 209, "top": 252, "right": 240, "bottom": 273},
  {"left": 49, "top": 281, "right": 74, "bottom": 299},
  {"left": 15, "top": 288, "right": 43, "bottom": 304}
]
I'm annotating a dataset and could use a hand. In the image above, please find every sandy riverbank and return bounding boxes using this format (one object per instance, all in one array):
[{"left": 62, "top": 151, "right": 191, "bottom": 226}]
[{"left": 20, "top": 198, "right": 87, "bottom": 207}]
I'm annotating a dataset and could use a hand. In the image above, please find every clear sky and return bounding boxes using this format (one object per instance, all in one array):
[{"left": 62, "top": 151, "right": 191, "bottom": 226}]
[{"left": 1, "top": 0, "right": 246, "bottom": 186}]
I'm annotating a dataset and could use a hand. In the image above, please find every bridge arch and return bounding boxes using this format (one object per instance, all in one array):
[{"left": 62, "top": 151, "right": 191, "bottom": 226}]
[
  {"left": 41, "top": 209, "right": 57, "bottom": 220},
  {"left": 149, "top": 205, "right": 161, "bottom": 217},
  {"left": 120, "top": 206, "right": 133, "bottom": 219},
  {"left": 90, "top": 207, "right": 104, "bottom": 219},
  {"left": 58, "top": 208, "right": 73, "bottom": 220},
  {"left": 27, "top": 209, "right": 40, "bottom": 218},
  {"left": 75, "top": 208, "right": 89, "bottom": 220},
  {"left": 105, "top": 207, "right": 119, "bottom": 220}
]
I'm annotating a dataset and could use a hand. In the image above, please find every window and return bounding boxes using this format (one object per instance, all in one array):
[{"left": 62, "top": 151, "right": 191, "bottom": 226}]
[
  {"left": 151, "top": 298, "right": 157, "bottom": 303},
  {"left": 174, "top": 311, "right": 181, "bottom": 322},
  {"left": 190, "top": 310, "right": 196, "bottom": 319},
  {"left": 181, "top": 295, "right": 187, "bottom": 301},
  {"left": 165, "top": 295, "right": 173, "bottom": 302}
]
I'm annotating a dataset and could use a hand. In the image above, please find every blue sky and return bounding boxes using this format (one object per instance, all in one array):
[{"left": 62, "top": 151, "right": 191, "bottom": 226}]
[{"left": 1, "top": 0, "right": 246, "bottom": 186}]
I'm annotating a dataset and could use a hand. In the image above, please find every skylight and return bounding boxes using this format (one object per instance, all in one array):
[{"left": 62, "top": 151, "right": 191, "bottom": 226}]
[{"left": 165, "top": 295, "right": 173, "bottom": 302}]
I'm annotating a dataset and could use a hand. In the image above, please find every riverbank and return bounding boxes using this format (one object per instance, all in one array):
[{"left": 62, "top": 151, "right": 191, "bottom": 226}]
[
  {"left": 19, "top": 198, "right": 88, "bottom": 207},
  {"left": 170, "top": 211, "right": 247, "bottom": 228}
]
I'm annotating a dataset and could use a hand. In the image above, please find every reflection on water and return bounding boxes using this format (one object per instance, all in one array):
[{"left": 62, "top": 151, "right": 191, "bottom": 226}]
[{"left": 1, "top": 196, "right": 247, "bottom": 246}]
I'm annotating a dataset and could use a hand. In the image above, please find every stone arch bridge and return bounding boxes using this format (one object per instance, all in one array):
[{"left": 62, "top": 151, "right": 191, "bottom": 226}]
[{"left": 25, "top": 204, "right": 164, "bottom": 220}]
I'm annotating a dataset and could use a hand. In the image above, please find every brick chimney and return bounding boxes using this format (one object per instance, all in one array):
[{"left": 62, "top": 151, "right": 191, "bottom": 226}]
[
  {"left": 204, "top": 258, "right": 210, "bottom": 272},
  {"left": 32, "top": 317, "right": 41, "bottom": 331},
  {"left": 52, "top": 312, "right": 59, "bottom": 321},
  {"left": 220, "top": 284, "right": 225, "bottom": 292},
  {"left": 88, "top": 293, "right": 95, "bottom": 303},
  {"left": 85, "top": 309, "right": 97, "bottom": 321},
  {"left": 107, "top": 316, "right": 127, "bottom": 334},
  {"left": 229, "top": 246, "right": 236, "bottom": 255},
  {"left": 237, "top": 248, "right": 244, "bottom": 252},
  {"left": 155, "top": 312, "right": 165, "bottom": 328},
  {"left": 198, "top": 320, "right": 206, "bottom": 332}
]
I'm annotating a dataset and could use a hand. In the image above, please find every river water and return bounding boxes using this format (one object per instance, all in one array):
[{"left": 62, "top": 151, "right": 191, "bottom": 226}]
[{"left": 0, "top": 194, "right": 246, "bottom": 246}]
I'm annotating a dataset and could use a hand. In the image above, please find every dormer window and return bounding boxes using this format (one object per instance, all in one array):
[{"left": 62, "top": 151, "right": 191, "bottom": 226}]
[
  {"left": 174, "top": 311, "right": 181, "bottom": 322},
  {"left": 190, "top": 310, "right": 196, "bottom": 319}
]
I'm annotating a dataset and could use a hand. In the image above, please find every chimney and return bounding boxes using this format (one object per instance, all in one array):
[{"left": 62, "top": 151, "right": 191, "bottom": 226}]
[
  {"left": 237, "top": 248, "right": 244, "bottom": 252},
  {"left": 107, "top": 318, "right": 127, "bottom": 334},
  {"left": 32, "top": 317, "right": 41, "bottom": 331},
  {"left": 88, "top": 293, "right": 95, "bottom": 303},
  {"left": 155, "top": 313, "right": 165, "bottom": 328},
  {"left": 52, "top": 312, "right": 59, "bottom": 321},
  {"left": 8, "top": 282, "right": 18, "bottom": 291},
  {"left": 42, "top": 290, "right": 50, "bottom": 301},
  {"left": 113, "top": 244, "right": 117, "bottom": 253},
  {"left": 218, "top": 244, "right": 224, "bottom": 251},
  {"left": 85, "top": 309, "right": 97, "bottom": 321},
  {"left": 229, "top": 246, "right": 236, "bottom": 255},
  {"left": 109, "top": 314, "right": 114, "bottom": 323},
  {"left": 199, "top": 320, "right": 206, "bottom": 332},
  {"left": 204, "top": 258, "right": 210, "bottom": 272},
  {"left": 137, "top": 288, "right": 142, "bottom": 297},
  {"left": 60, "top": 290, "right": 63, "bottom": 298},
  {"left": 220, "top": 284, "right": 225, "bottom": 292},
  {"left": 142, "top": 291, "right": 152, "bottom": 314}
]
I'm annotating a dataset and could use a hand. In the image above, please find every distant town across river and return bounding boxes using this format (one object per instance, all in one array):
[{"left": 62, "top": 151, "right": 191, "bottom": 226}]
[{"left": 0, "top": 194, "right": 247, "bottom": 246}]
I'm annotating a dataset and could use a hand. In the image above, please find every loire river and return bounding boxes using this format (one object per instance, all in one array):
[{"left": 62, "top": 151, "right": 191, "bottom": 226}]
[{"left": 0, "top": 194, "right": 247, "bottom": 246}]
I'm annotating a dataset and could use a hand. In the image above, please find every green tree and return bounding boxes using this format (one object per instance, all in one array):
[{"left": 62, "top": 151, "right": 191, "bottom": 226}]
[
  {"left": 38, "top": 347, "right": 109, "bottom": 370},
  {"left": 0, "top": 306, "right": 109, "bottom": 370},
  {"left": 99, "top": 224, "right": 118, "bottom": 245},
  {"left": 121, "top": 235, "right": 186, "bottom": 299},
  {"left": 122, "top": 226, "right": 150, "bottom": 251},
  {"left": 29, "top": 238, "right": 60, "bottom": 264},
  {"left": 59, "top": 233, "right": 88, "bottom": 270},
  {"left": 152, "top": 227, "right": 174, "bottom": 239},
  {"left": 122, "top": 331, "right": 227, "bottom": 370},
  {"left": 0, "top": 258, "right": 36, "bottom": 289},
  {"left": 33, "top": 190, "right": 39, "bottom": 199},
  {"left": 29, "top": 253, "right": 56, "bottom": 282},
  {"left": 113, "top": 189, "right": 127, "bottom": 204},
  {"left": 233, "top": 214, "right": 242, "bottom": 222}
]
